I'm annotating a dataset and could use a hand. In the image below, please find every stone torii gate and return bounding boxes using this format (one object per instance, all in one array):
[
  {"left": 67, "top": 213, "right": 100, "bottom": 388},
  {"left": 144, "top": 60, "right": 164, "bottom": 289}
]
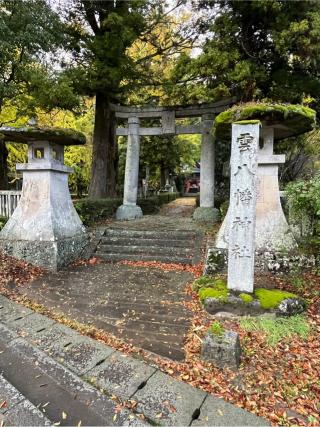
[{"left": 112, "top": 98, "right": 236, "bottom": 220}]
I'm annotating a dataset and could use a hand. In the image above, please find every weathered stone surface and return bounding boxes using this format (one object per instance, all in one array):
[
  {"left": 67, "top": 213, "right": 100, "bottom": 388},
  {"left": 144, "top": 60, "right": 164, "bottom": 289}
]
[
  {"left": 192, "top": 394, "right": 270, "bottom": 426},
  {"left": 32, "top": 323, "right": 80, "bottom": 353},
  {"left": 7, "top": 312, "right": 55, "bottom": 337},
  {"left": 227, "top": 123, "right": 259, "bottom": 293},
  {"left": 199, "top": 114, "right": 215, "bottom": 209},
  {"left": 0, "top": 301, "right": 32, "bottom": 325},
  {"left": 55, "top": 335, "right": 115, "bottom": 375},
  {"left": 4, "top": 398, "right": 52, "bottom": 426},
  {"left": 201, "top": 330, "right": 241, "bottom": 370},
  {"left": 116, "top": 204, "right": 143, "bottom": 221},
  {"left": 86, "top": 351, "right": 156, "bottom": 400},
  {"left": 204, "top": 296, "right": 262, "bottom": 316},
  {"left": 22, "top": 262, "right": 193, "bottom": 360},
  {"left": 0, "top": 323, "right": 18, "bottom": 344},
  {"left": 276, "top": 298, "right": 306, "bottom": 317},
  {"left": 204, "top": 246, "right": 316, "bottom": 275},
  {"left": 1, "top": 338, "right": 120, "bottom": 426},
  {"left": 204, "top": 247, "right": 228, "bottom": 275},
  {"left": 0, "top": 375, "right": 24, "bottom": 413},
  {"left": 117, "top": 117, "right": 143, "bottom": 221},
  {"left": 216, "top": 126, "right": 297, "bottom": 254},
  {"left": 134, "top": 370, "right": 206, "bottom": 426},
  {"left": 0, "top": 125, "right": 86, "bottom": 145},
  {"left": 193, "top": 207, "right": 220, "bottom": 223},
  {"left": 0, "top": 137, "right": 87, "bottom": 271}
]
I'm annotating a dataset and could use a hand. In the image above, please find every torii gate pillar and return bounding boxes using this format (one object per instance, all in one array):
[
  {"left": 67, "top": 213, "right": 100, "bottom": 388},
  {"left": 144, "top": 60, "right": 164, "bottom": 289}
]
[
  {"left": 193, "top": 114, "right": 220, "bottom": 223},
  {"left": 116, "top": 117, "right": 143, "bottom": 220}
]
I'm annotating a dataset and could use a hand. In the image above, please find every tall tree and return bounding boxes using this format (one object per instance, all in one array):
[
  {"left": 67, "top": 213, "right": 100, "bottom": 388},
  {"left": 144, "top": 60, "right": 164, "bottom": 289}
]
[
  {"left": 170, "top": 0, "right": 320, "bottom": 106},
  {"left": 0, "top": 0, "right": 70, "bottom": 189},
  {"left": 63, "top": 0, "right": 193, "bottom": 198}
]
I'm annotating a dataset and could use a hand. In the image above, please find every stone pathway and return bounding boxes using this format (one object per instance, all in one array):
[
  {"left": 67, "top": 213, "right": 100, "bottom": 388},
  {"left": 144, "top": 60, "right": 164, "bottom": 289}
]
[
  {"left": 20, "top": 198, "right": 208, "bottom": 361},
  {"left": 20, "top": 263, "right": 193, "bottom": 361},
  {"left": 0, "top": 295, "right": 270, "bottom": 426}
]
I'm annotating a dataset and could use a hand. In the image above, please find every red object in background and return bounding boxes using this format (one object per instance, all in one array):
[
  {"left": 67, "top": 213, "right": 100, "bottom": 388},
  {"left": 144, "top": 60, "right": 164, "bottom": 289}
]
[{"left": 185, "top": 179, "right": 200, "bottom": 194}]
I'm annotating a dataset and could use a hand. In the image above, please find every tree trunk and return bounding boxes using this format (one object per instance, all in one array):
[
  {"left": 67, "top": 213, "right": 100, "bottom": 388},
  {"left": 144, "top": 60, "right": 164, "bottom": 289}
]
[
  {"left": 0, "top": 139, "right": 8, "bottom": 190},
  {"left": 160, "top": 164, "right": 166, "bottom": 188},
  {"left": 89, "top": 93, "right": 118, "bottom": 198}
]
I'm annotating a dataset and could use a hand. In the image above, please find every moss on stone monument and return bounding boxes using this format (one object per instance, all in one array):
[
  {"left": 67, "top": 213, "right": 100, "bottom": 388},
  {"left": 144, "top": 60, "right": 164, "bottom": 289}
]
[
  {"left": 0, "top": 126, "right": 86, "bottom": 145},
  {"left": 198, "top": 283, "right": 229, "bottom": 302},
  {"left": 254, "top": 288, "right": 299, "bottom": 309},
  {"left": 239, "top": 293, "right": 254, "bottom": 304},
  {"left": 214, "top": 102, "right": 316, "bottom": 141}
]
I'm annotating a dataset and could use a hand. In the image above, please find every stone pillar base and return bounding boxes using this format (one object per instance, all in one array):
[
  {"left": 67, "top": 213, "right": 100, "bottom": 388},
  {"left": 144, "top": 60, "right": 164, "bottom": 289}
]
[
  {"left": 193, "top": 207, "right": 220, "bottom": 223},
  {"left": 0, "top": 234, "right": 88, "bottom": 271},
  {"left": 116, "top": 204, "right": 143, "bottom": 221},
  {"left": 204, "top": 247, "right": 317, "bottom": 276}
]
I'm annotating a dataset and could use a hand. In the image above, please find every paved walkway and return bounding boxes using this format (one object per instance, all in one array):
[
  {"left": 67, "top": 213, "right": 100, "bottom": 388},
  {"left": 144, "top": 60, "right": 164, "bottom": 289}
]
[
  {"left": 21, "top": 263, "right": 193, "bottom": 360},
  {"left": 19, "top": 197, "right": 206, "bottom": 361},
  {"left": 0, "top": 295, "right": 269, "bottom": 426}
]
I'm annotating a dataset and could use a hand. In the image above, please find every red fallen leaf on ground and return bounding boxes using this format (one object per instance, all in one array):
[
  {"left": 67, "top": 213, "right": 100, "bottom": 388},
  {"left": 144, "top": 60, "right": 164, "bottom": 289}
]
[{"left": 0, "top": 401, "right": 7, "bottom": 409}]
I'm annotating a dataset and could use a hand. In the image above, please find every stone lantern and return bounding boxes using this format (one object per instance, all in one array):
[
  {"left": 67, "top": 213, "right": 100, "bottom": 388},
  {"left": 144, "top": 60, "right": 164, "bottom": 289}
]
[
  {"left": 0, "top": 127, "right": 87, "bottom": 270},
  {"left": 213, "top": 103, "right": 316, "bottom": 253}
]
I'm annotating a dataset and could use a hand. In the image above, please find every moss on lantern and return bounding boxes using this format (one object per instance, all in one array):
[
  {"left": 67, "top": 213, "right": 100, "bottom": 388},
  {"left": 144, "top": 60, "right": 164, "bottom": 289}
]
[
  {"left": 214, "top": 102, "right": 316, "bottom": 141},
  {"left": 0, "top": 126, "right": 86, "bottom": 145}
]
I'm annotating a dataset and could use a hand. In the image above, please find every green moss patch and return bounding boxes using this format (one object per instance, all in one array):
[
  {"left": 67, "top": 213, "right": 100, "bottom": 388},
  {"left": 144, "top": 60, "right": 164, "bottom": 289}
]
[
  {"left": 254, "top": 288, "right": 298, "bottom": 309},
  {"left": 239, "top": 293, "right": 254, "bottom": 304},
  {"left": 214, "top": 102, "right": 316, "bottom": 142},
  {"left": 233, "top": 120, "right": 261, "bottom": 125},
  {"left": 198, "top": 284, "right": 229, "bottom": 302},
  {"left": 192, "top": 276, "right": 215, "bottom": 292}
]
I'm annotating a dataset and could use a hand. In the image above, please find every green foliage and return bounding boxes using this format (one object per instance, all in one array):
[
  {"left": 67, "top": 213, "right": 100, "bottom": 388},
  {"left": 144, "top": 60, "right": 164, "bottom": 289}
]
[
  {"left": 239, "top": 293, "right": 254, "bottom": 304},
  {"left": 170, "top": 1, "right": 320, "bottom": 108},
  {"left": 285, "top": 173, "right": 320, "bottom": 237},
  {"left": 75, "top": 197, "right": 122, "bottom": 225},
  {"left": 0, "top": 215, "right": 7, "bottom": 230},
  {"left": 208, "top": 321, "right": 225, "bottom": 336},
  {"left": 192, "top": 276, "right": 215, "bottom": 292},
  {"left": 214, "top": 102, "right": 316, "bottom": 142},
  {"left": 240, "top": 315, "right": 310, "bottom": 346},
  {"left": 254, "top": 288, "right": 299, "bottom": 310}
]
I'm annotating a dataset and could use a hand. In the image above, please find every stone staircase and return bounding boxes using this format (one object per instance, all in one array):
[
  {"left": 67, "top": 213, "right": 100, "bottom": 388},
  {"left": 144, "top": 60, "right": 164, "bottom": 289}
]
[{"left": 95, "top": 227, "right": 203, "bottom": 265}]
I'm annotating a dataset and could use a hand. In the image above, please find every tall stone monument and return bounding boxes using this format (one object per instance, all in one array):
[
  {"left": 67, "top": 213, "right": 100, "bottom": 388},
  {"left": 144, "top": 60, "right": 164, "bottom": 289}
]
[
  {"left": 0, "top": 127, "right": 87, "bottom": 271},
  {"left": 227, "top": 122, "right": 259, "bottom": 293},
  {"left": 214, "top": 103, "right": 316, "bottom": 252}
]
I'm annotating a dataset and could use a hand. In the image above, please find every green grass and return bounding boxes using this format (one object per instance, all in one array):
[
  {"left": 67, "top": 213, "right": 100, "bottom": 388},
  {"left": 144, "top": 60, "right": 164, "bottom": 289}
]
[
  {"left": 208, "top": 321, "right": 225, "bottom": 336},
  {"left": 240, "top": 315, "right": 310, "bottom": 346}
]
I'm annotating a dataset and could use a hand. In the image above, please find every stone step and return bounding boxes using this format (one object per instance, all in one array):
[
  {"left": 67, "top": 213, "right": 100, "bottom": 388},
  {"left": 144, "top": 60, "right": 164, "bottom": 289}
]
[
  {"left": 98, "top": 244, "right": 194, "bottom": 256},
  {"left": 0, "top": 326, "right": 145, "bottom": 426},
  {"left": 95, "top": 252, "right": 193, "bottom": 265},
  {"left": 100, "top": 236, "right": 196, "bottom": 248},
  {"left": 104, "top": 228, "right": 197, "bottom": 240}
]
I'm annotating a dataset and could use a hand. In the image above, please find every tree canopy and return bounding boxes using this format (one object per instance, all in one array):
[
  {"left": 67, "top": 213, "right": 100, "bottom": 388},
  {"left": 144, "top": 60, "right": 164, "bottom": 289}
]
[{"left": 170, "top": 0, "right": 320, "bottom": 107}]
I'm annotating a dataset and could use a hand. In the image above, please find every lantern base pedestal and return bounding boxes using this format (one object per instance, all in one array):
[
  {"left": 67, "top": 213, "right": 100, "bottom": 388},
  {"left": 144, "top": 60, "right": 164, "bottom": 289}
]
[{"left": 0, "top": 234, "right": 88, "bottom": 271}]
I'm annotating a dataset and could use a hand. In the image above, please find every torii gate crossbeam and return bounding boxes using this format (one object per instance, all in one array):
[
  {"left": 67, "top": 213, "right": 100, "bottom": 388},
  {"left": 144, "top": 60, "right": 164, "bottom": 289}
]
[{"left": 113, "top": 97, "right": 237, "bottom": 221}]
